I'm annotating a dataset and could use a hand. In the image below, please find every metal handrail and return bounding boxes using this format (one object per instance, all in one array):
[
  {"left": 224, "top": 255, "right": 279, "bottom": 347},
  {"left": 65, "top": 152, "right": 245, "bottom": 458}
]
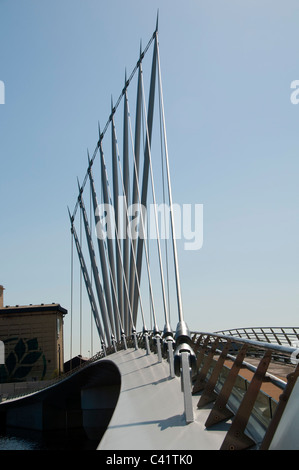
[
  {"left": 189, "top": 329, "right": 299, "bottom": 449},
  {"left": 191, "top": 331, "right": 297, "bottom": 357},
  {"left": 190, "top": 331, "right": 298, "bottom": 391},
  {"left": 215, "top": 327, "right": 299, "bottom": 347},
  {"left": 2, "top": 328, "right": 298, "bottom": 405}
]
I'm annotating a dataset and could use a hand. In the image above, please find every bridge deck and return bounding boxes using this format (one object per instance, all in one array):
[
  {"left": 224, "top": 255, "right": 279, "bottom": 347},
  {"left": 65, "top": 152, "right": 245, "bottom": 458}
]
[{"left": 98, "top": 348, "right": 230, "bottom": 450}]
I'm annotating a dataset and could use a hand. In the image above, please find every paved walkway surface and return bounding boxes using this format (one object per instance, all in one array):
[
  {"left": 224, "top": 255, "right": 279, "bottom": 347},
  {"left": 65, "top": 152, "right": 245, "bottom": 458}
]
[{"left": 98, "top": 349, "right": 230, "bottom": 450}]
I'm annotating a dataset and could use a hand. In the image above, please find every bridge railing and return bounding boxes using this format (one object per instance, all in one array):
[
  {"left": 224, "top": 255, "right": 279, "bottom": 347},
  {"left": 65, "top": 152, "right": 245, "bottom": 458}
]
[
  {"left": 2, "top": 327, "right": 299, "bottom": 450},
  {"left": 215, "top": 327, "right": 299, "bottom": 348},
  {"left": 129, "top": 328, "right": 299, "bottom": 449},
  {"left": 187, "top": 330, "right": 299, "bottom": 450}
]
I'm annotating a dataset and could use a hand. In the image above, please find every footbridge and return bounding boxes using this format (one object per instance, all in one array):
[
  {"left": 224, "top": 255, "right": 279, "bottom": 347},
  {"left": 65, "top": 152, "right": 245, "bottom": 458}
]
[
  {"left": 1, "top": 328, "right": 299, "bottom": 450},
  {"left": 1, "top": 18, "right": 299, "bottom": 451}
]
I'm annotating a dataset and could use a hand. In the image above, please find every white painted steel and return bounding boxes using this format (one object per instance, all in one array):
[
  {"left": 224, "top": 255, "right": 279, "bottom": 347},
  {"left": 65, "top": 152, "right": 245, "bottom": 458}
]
[
  {"left": 269, "top": 377, "right": 299, "bottom": 450},
  {"left": 98, "top": 349, "right": 229, "bottom": 450}
]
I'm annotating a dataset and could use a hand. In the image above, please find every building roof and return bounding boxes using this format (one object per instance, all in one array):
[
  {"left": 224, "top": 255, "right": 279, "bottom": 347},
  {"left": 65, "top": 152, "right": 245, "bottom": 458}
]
[{"left": 0, "top": 303, "right": 67, "bottom": 315}]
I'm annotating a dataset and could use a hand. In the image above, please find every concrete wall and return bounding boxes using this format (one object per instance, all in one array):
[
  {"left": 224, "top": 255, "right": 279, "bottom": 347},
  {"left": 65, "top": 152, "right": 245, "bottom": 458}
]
[
  {"left": 0, "top": 380, "right": 53, "bottom": 400},
  {"left": 0, "top": 360, "right": 121, "bottom": 443},
  {"left": 81, "top": 384, "right": 120, "bottom": 440},
  {"left": 6, "top": 402, "right": 43, "bottom": 431}
]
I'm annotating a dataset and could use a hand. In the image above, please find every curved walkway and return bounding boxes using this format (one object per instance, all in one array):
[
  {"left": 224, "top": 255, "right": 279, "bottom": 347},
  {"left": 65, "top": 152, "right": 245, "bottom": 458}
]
[{"left": 98, "top": 348, "right": 229, "bottom": 450}]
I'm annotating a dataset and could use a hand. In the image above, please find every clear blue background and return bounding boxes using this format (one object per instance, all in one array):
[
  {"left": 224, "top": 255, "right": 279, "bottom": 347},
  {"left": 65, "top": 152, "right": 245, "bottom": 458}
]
[{"left": 0, "top": 0, "right": 298, "bottom": 359}]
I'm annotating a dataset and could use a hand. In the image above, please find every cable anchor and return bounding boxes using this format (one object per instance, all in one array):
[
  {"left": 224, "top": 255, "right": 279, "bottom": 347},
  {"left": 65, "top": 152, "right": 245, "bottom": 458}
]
[
  {"left": 174, "top": 321, "right": 197, "bottom": 423},
  {"left": 101, "top": 340, "right": 107, "bottom": 357},
  {"left": 163, "top": 323, "right": 175, "bottom": 377},
  {"left": 132, "top": 327, "right": 138, "bottom": 350},
  {"left": 111, "top": 334, "right": 117, "bottom": 353},
  {"left": 121, "top": 330, "right": 127, "bottom": 350},
  {"left": 153, "top": 326, "right": 162, "bottom": 363},
  {"left": 143, "top": 327, "right": 151, "bottom": 355}
]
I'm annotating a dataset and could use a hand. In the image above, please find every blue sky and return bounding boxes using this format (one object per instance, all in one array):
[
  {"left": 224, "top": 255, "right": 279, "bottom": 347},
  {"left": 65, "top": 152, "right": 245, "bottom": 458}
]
[{"left": 0, "top": 1, "right": 299, "bottom": 359}]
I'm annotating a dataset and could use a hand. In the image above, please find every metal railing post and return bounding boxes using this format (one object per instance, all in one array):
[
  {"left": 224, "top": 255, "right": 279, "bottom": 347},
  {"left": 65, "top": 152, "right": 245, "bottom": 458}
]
[
  {"left": 192, "top": 337, "right": 220, "bottom": 394},
  {"left": 205, "top": 344, "right": 248, "bottom": 428},
  {"left": 132, "top": 328, "right": 138, "bottom": 350},
  {"left": 121, "top": 331, "right": 127, "bottom": 350},
  {"left": 174, "top": 321, "right": 197, "bottom": 424},
  {"left": 153, "top": 327, "right": 162, "bottom": 363},
  {"left": 197, "top": 340, "right": 232, "bottom": 408},
  {"left": 220, "top": 350, "right": 272, "bottom": 450},
  {"left": 143, "top": 328, "right": 151, "bottom": 355},
  {"left": 260, "top": 363, "right": 299, "bottom": 450},
  {"left": 163, "top": 324, "right": 175, "bottom": 378},
  {"left": 112, "top": 334, "right": 117, "bottom": 353}
]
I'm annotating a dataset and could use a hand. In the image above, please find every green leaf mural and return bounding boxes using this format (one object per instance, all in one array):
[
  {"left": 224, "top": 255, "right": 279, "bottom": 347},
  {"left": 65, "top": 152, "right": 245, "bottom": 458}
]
[
  {"left": 0, "top": 337, "right": 46, "bottom": 383},
  {"left": 15, "top": 339, "right": 26, "bottom": 362},
  {"left": 21, "top": 351, "right": 42, "bottom": 365}
]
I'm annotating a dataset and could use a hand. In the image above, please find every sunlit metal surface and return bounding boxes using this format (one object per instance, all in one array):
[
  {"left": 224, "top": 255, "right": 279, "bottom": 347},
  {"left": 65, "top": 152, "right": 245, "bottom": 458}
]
[{"left": 98, "top": 348, "right": 229, "bottom": 450}]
